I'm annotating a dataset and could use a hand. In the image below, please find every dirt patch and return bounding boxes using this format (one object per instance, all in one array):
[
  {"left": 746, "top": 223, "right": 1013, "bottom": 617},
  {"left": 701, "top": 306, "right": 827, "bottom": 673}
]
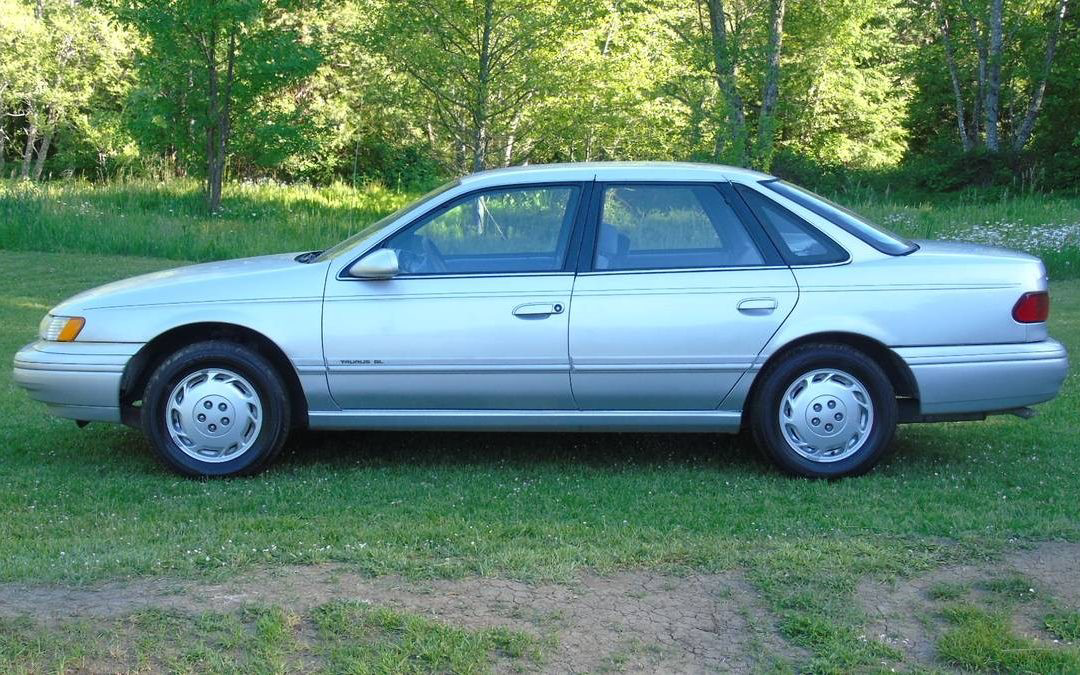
[
  {"left": 0, "top": 567, "right": 802, "bottom": 673},
  {"left": 1008, "top": 542, "right": 1080, "bottom": 608},
  {"left": 857, "top": 541, "right": 1080, "bottom": 668}
]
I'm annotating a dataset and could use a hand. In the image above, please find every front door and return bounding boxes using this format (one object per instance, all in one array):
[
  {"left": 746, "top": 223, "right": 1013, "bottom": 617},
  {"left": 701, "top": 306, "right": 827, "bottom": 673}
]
[
  {"left": 324, "top": 183, "right": 585, "bottom": 410},
  {"left": 569, "top": 182, "right": 799, "bottom": 410}
]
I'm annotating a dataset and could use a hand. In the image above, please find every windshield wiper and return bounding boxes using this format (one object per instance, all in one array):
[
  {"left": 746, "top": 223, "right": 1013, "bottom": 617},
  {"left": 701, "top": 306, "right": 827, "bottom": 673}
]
[{"left": 294, "top": 250, "right": 323, "bottom": 263}]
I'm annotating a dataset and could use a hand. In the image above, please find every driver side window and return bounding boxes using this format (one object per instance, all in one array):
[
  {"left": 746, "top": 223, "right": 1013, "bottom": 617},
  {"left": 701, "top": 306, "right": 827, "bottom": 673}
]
[{"left": 384, "top": 185, "right": 581, "bottom": 275}]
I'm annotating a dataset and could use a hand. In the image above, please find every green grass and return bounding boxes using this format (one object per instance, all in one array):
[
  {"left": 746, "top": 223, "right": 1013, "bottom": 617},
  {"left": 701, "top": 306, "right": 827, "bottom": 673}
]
[
  {"left": 937, "top": 604, "right": 1080, "bottom": 672},
  {"left": 1046, "top": 611, "right": 1080, "bottom": 642},
  {"left": 0, "top": 603, "right": 539, "bottom": 674},
  {"left": 313, "top": 601, "right": 542, "bottom": 673},
  {"left": 2, "top": 249, "right": 1080, "bottom": 671},
  {"left": 0, "top": 178, "right": 414, "bottom": 262}
]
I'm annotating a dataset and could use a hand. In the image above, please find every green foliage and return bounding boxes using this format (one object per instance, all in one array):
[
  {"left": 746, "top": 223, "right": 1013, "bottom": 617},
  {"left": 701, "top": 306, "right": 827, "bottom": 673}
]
[
  {"left": 111, "top": 0, "right": 322, "bottom": 181},
  {"left": 0, "top": 0, "right": 137, "bottom": 180},
  {"left": 1, "top": 0, "right": 1079, "bottom": 199}
]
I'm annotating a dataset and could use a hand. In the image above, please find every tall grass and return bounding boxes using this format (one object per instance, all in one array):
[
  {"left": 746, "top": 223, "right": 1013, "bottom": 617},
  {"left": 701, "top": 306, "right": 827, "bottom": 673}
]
[
  {"left": 1, "top": 178, "right": 1078, "bottom": 278},
  {"left": 0, "top": 178, "right": 415, "bottom": 262},
  {"left": 851, "top": 193, "right": 1080, "bottom": 279}
]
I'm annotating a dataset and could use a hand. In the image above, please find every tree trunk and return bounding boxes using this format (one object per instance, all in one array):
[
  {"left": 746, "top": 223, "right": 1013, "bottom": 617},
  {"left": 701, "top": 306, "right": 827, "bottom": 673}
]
[
  {"left": 984, "top": 0, "right": 1004, "bottom": 151},
  {"left": 705, "top": 0, "right": 746, "bottom": 166},
  {"left": 971, "top": 15, "right": 986, "bottom": 145},
  {"left": 205, "top": 27, "right": 220, "bottom": 213},
  {"left": 20, "top": 121, "right": 37, "bottom": 180},
  {"left": 0, "top": 107, "right": 6, "bottom": 177},
  {"left": 32, "top": 128, "right": 53, "bottom": 181},
  {"left": 471, "top": 0, "right": 495, "bottom": 174},
  {"left": 937, "top": 0, "right": 973, "bottom": 151},
  {"left": 502, "top": 111, "right": 522, "bottom": 167},
  {"left": 754, "top": 0, "right": 785, "bottom": 170},
  {"left": 1013, "top": 0, "right": 1068, "bottom": 151}
]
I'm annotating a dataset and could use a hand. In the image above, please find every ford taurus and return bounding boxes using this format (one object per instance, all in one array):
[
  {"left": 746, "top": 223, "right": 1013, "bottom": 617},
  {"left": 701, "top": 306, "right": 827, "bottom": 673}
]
[{"left": 13, "top": 163, "right": 1069, "bottom": 478}]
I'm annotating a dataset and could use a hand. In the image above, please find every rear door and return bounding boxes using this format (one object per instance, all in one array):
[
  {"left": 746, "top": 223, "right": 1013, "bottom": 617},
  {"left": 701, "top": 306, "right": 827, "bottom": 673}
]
[{"left": 568, "top": 182, "right": 798, "bottom": 410}]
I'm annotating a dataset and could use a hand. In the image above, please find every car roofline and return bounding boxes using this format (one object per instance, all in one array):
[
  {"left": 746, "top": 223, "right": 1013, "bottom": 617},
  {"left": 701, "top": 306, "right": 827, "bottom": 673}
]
[{"left": 457, "top": 162, "right": 774, "bottom": 186}]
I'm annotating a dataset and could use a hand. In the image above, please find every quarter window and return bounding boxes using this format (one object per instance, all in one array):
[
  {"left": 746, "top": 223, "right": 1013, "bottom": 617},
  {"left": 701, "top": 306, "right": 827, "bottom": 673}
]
[
  {"left": 384, "top": 185, "right": 580, "bottom": 274},
  {"left": 735, "top": 185, "right": 849, "bottom": 265},
  {"left": 594, "top": 185, "right": 765, "bottom": 271}
]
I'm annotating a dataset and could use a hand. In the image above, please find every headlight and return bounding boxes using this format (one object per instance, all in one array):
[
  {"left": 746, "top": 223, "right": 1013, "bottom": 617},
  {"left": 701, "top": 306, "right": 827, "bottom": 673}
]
[{"left": 40, "top": 315, "right": 86, "bottom": 342}]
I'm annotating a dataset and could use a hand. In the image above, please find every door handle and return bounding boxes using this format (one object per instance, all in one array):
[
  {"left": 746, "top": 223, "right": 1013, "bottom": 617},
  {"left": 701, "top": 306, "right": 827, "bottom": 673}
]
[
  {"left": 513, "top": 302, "right": 564, "bottom": 317},
  {"left": 737, "top": 298, "right": 778, "bottom": 312}
]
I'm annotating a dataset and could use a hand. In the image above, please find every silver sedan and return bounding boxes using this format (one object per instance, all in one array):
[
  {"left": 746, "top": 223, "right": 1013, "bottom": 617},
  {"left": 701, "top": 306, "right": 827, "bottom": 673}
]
[{"left": 13, "top": 162, "right": 1069, "bottom": 478}]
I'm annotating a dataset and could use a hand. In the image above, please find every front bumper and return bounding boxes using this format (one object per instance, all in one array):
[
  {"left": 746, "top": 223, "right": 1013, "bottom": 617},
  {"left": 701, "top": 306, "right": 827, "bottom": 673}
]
[
  {"left": 895, "top": 338, "right": 1069, "bottom": 415},
  {"left": 12, "top": 341, "right": 143, "bottom": 423}
]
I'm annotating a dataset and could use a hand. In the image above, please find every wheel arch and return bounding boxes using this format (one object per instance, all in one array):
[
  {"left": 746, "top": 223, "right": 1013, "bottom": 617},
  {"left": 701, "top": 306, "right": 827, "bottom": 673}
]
[
  {"left": 120, "top": 322, "right": 308, "bottom": 428},
  {"left": 742, "top": 331, "right": 919, "bottom": 427}
]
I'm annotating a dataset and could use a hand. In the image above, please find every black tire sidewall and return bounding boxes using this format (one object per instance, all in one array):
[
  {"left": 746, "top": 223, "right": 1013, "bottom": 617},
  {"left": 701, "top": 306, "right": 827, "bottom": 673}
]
[
  {"left": 142, "top": 341, "right": 290, "bottom": 477},
  {"left": 751, "top": 345, "right": 897, "bottom": 478}
]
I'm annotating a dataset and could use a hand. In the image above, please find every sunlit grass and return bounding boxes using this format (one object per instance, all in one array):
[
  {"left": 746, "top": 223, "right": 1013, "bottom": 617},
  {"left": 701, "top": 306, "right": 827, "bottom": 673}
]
[{"left": 0, "top": 178, "right": 415, "bottom": 262}]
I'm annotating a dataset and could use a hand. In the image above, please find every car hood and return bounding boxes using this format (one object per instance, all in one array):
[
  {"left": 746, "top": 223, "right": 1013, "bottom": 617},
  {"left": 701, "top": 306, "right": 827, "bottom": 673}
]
[{"left": 52, "top": 253, "right": 330, "bottom": 314}]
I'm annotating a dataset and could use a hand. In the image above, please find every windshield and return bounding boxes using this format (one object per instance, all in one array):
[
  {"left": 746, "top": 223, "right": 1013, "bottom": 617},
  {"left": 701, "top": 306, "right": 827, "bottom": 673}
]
[
  {"left": 760, "top": 179, "right": 918, "bottom": 256},
  {"left": 314, "top": 179, "right": 460, "bottom": 262}
]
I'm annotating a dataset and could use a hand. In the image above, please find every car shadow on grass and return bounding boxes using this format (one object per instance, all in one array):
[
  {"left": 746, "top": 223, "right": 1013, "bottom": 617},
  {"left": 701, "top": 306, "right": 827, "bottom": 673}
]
[{"left": 275, "top": 428, "right": 772, "bottom": 473}]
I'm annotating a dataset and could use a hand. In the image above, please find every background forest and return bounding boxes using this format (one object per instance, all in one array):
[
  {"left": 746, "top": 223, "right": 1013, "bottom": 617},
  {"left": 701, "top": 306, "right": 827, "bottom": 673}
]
[{"left": 1, "top": 0, "right": 1076, "bottom": 202}]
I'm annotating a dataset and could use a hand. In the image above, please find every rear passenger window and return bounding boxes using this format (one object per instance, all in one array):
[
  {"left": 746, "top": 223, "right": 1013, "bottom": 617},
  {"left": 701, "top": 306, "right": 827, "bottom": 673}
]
[
  {"left": 594, "top": 185, "right": 765, "bottom": 271},
  {"left": 735, "top": 185, "right": 848, "bottom": 265}
]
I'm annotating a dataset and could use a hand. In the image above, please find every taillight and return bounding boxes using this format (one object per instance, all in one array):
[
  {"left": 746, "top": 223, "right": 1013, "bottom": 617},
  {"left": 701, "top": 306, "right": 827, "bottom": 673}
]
[{"left": 1012, "top": 291, "right": 1050, "bottom": 323}]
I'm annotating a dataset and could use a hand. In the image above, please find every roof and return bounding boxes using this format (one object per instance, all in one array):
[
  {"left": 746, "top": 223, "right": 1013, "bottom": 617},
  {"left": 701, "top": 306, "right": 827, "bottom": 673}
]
[{"left": 458, "top": 161, "right": 773, "bottom": 186}]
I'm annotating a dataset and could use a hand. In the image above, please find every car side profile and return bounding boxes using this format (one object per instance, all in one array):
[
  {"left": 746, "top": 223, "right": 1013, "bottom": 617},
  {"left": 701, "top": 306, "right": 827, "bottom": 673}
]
[{"left": 13, "top": 162, "right": 1069, "bottom": 478}]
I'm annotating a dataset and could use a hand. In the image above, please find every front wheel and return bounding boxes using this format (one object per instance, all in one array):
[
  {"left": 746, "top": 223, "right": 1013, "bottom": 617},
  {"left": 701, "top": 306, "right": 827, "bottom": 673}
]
[
  {"left": 142, "top": 341, "right": 291, "bottom": 477},
  {"left": 750, "top": 344, "right": 897, "bottom": 478}
]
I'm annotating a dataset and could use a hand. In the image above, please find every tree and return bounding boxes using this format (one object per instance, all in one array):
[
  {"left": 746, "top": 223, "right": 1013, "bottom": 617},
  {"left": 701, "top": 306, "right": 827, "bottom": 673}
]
[
  {"left": 0, "top": 0, "right": 133, "bottom": 181},
  {"left": 703, "top": 0, "right": 748, "bottom": 166},
  {"left": 0, "top": 0, "right": 38, "bottom": 178},
  {"left": 932, "top": 0, "right": 1069, "bottom": 153},
  {"left": 754, "top": 0, "right": 785, "bottom": 168},
  {"left": 369, "top": 0, "right": 582, "bottom": 173},
  {"left": 111, "top": 0, "right": 321, "bottom": 212}
]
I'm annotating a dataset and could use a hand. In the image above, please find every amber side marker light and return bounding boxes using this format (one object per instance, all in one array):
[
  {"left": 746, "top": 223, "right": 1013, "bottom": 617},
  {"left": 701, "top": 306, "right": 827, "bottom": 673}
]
[
  {"left": 40, "top": 315, "right": 86, "bottom": 342},
  {"left": 1012, "top": 291, "right": 1050, "bottom": 323}
]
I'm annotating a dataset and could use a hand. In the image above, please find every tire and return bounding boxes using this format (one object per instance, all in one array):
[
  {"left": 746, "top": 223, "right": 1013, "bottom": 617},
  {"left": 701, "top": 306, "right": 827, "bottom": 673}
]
[
  {"left": 749, "top": 343, "right": 897, "bottom": 478},
  {"left": 141, "top": 340, "right": 291, "bottom": 477}
]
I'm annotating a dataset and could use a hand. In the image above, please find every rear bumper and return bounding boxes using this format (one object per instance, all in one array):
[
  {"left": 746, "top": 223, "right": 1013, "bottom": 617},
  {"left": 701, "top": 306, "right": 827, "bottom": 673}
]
[
  {"left": 896, "top": 338, "right": 1068, "bottom": 415},
  {"left": 12, "top": 341, "right": 142, "bottom": 423}
]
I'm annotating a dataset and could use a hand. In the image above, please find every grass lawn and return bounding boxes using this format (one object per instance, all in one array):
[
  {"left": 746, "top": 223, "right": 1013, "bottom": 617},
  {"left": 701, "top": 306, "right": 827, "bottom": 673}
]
[{"left": 2, "top": 248, "right": 1079, "bottom": 671}]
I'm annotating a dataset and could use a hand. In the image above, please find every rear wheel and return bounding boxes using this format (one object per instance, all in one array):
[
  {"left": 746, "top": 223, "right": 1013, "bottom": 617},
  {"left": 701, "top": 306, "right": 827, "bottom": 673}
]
[
  {"left": 142, "top": 341, "right": 291, "bottom": 477},
  {"left": 750, "top": 344, "right": 897, "bottom": 478}
]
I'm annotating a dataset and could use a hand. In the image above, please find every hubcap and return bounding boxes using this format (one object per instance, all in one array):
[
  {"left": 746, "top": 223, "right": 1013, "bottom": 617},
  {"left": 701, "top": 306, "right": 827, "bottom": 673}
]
[
  {"left": 778, "top": 368, "right": 874, "bottom": 463},
  {"left": 165, "top": 368, "right": 262, "bottom": 463}
]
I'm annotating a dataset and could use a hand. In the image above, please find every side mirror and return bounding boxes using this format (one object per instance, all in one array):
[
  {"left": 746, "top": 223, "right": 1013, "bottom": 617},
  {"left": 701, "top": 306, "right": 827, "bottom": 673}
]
[{"left": 348, "top": 248, "right": 399, "bottom": 279}]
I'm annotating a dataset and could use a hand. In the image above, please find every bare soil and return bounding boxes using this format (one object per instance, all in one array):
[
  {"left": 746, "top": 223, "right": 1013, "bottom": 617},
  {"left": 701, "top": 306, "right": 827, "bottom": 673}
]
[
  {"left": 857, "top": 541, "right": 1080, "bottom": 669},
  {"left": 0, "top": 567, "right": 801, "bottom": 673},
  {"left": 3, "top": 542, "right": 1077, "bottom": 673}
]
